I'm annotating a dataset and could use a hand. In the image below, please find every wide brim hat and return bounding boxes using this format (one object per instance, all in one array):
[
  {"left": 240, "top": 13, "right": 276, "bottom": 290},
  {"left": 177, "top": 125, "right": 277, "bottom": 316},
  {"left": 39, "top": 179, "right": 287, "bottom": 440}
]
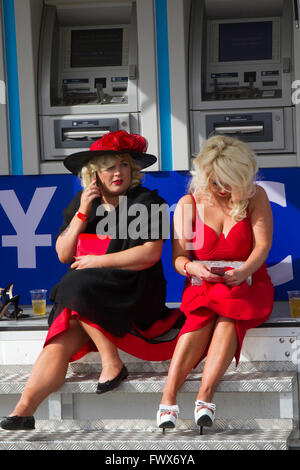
[{"left": 63, "top": 130, "right": 157, "bottom": 175}]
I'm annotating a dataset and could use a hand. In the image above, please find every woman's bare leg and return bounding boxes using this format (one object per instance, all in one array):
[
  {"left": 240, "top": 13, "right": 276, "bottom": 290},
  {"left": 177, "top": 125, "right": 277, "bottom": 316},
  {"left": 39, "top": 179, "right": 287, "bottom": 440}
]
[
  {"left": 161, "top": 319, "right": 216, "bottom": 405},
  {"left": 77, "top": 320, "right": 123, "bottom": 382},
  {"left": 11, "top": 320, "right": 89, "bottom": 417},
  {"left": 197, "top": 316, "right": 238, "bottom": 403}
]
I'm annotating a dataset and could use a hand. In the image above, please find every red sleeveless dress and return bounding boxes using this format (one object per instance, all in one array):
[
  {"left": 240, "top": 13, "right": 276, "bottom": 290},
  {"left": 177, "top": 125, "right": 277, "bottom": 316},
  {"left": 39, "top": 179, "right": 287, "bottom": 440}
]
[{"left": 178, "top": 194, "right": 274, "bottom": 365}]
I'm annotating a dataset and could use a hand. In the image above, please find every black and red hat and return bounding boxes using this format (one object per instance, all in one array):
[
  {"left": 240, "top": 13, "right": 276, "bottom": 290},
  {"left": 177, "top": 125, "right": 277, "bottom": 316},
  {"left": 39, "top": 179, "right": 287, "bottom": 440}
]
[{"left": 64, "top": 130, "right": 157, "bottom": 175}]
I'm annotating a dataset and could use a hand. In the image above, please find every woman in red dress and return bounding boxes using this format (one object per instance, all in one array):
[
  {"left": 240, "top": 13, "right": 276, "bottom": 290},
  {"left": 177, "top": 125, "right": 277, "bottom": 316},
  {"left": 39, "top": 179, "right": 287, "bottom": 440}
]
[
  {"left": 1, "top": 131, "right": 183, "bottom": 431},
  {"left": 157, "top": 135, "right": 274, "bottom": 433}
]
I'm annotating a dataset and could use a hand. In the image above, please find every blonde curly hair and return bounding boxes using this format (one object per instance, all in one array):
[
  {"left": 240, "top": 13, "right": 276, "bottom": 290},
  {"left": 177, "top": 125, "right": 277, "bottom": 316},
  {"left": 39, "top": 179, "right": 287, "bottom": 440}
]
[
  {"left": 80, "top": 153, "right": 143, "bottom": 190},
  {"left": 189, "top": 135, "right": 258, "bottom": 221}
]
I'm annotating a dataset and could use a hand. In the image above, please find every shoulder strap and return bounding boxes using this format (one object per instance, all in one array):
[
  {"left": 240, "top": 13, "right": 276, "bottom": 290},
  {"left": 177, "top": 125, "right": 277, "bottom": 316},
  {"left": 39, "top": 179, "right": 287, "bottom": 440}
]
[{"left": 189, "top": 192, "right": 197, "bottom": 209}]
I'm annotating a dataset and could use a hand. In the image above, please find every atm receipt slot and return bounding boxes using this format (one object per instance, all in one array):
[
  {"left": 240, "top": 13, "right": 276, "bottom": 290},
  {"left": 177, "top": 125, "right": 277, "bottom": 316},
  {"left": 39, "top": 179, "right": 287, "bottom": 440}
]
[
  {"left": 62, "top": 129, "right": 110, "bottom": 140},
  {"left": 214, "top": 125, "right": 263, "bottom": 134},
  {"left": 206, "top": 112, "right": 273, "bottom": 143},
  {"left": 54, "top": 118, "right": 118, "bottom": 148}
]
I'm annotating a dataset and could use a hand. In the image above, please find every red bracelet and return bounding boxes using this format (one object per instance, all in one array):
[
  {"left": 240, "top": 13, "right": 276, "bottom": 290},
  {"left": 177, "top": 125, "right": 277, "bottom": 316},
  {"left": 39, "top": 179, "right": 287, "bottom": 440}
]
[
  {"left": 76, "top": 211, "right": 88, "bottom": 222},
  {"left": 183, "top": 261, "right": 192, "bottom": 280}
]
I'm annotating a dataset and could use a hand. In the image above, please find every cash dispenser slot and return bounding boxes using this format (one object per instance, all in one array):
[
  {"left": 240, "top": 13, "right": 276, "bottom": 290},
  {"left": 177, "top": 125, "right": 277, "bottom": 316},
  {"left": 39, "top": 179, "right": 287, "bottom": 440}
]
[
  {"left": 206, "top": 113, "right": 273, "bottom": 142},
  {"left": 54, "top": 118, "right": 118, "bottom": 148},
  {"left": 214, "top": 124, "right": 264, "bottom": 135},
  {"left": 62, "top": 128, "right": 110, "bottom": 140}
]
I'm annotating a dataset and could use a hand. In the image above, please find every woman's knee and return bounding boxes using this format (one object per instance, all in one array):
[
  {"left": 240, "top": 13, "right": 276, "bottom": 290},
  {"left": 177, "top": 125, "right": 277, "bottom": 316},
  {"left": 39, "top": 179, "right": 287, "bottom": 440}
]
[
  {"left": 215, "top": 316, "right": 236, "bottom": 329},
  {"left": 44, "top": 319, "right": 89, "bottom": 358},
  {"left": 41, "top": 340, "right": 70, "bottom": 364}
]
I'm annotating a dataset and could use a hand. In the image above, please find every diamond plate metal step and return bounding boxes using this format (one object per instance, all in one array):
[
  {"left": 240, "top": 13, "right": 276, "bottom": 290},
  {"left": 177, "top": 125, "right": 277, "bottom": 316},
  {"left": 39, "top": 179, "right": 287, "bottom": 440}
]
[
  {"left": 0, "top": 364, "right": 297, "bottom": 450},
  {"left": 0, "top": 426, "right": 293, "bottom": 450},
  {"left": 7, "top": 418, "right": 294, "bottom": 431},
  {"left": 0, "top": 367, "right": 296, "bottom": 394},
  {"left": 0, "top": 419, "right": 295, "bottom": 451}
]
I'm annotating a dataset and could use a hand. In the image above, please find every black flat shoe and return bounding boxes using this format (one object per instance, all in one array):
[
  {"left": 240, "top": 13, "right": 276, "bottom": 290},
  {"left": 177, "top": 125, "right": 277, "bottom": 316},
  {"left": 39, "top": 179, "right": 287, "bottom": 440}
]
[
  {"left": 0, "top": 415, "right": 35, "bottom": 430},
  {"left": 96, "top": 365, "right": 128, "bottom": 394}
]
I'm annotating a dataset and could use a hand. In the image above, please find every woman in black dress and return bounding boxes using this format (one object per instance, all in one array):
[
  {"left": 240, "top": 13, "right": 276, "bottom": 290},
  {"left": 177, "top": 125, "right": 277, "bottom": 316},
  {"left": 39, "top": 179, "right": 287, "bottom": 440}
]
[{"left": 1, "top": 131, "right": 183, "bottom": 430}]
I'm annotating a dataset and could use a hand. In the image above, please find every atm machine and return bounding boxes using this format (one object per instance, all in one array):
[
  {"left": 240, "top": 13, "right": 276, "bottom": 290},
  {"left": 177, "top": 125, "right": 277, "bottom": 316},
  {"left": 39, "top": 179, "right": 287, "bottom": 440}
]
[
  {"left": 38, "top": 1, "right": 142, "bottom": 162},
  {"left": 189, "top": 0, "right": 296, "bottom": 162}
]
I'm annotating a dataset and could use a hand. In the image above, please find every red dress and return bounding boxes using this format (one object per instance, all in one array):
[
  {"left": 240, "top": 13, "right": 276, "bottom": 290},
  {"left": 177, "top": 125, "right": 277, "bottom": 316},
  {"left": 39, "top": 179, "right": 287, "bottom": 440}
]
[
  {"left": 44, "top": 233, "right": 184, "bottom": 363},
  {"left": 179, "top": 194, "right": 274, "bottom": 365},
  {"left": 44, "top": 186, "right": 186, "bottom": 363}
]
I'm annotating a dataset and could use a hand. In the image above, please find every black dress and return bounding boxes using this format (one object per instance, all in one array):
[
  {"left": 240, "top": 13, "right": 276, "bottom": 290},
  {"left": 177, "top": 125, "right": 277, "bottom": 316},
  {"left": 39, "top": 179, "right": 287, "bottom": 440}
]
[{"left": 45, "top": 185, "right": 184, "bottom": 362}]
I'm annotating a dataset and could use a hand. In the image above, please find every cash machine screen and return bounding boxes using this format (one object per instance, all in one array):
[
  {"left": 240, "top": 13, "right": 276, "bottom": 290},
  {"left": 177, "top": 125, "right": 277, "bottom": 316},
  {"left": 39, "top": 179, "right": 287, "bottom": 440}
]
[
  {"left": 71, "top": 28, "right": 123, "bottom": 68},
  {"left": 219, "top": 21, "right": 273, "bottom": 62}
]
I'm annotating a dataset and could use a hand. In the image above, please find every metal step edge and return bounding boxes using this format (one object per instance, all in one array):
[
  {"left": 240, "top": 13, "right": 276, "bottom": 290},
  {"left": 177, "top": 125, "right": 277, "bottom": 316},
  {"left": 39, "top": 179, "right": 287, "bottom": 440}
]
[
  {"left": 0, "top": 361, "right": 297, "bottom": 374},
  {"left": 0, "top": 371, "right": 296, "bottom": 394},
  {"left": 0, "top": 429, "right": 292, "bottom": 451},
  {"left": 64, "top": 360, "right": 300, "bottom": 374},
  {"left": 13, "top": 418, "right": 294, "bottom": 432},
  {"left": 286, "top": 427, "right": 300, "bottom": 449}
]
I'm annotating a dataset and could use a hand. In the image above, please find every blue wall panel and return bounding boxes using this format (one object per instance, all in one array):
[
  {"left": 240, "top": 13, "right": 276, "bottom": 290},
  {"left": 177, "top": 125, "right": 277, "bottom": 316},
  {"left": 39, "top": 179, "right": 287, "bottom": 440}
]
[
  {"left": 0, "top": 170, "right": 298, "bottom": 308},
  {"left": 3, "top": 0, "right": 23, "bottom": 175},
  {"left": 155, "top": 0, "right": 173, "bottom": 171}
]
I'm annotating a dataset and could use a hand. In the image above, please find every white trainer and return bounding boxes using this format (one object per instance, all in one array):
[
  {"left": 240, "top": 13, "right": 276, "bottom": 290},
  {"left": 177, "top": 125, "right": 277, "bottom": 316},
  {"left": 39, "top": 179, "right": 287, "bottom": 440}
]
[
  {"left": 194, "top": 400, "right": 216, "bottom": 428},
  {"left": 156, "top": 404, "right": 179, "bottom": 431}
]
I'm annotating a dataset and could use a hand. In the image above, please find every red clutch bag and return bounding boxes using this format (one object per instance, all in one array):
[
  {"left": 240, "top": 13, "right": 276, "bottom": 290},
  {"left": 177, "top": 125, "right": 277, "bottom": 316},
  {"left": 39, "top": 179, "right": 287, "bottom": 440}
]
[{"left": 76, "top": 233, "right": 111, "bottom": 256}]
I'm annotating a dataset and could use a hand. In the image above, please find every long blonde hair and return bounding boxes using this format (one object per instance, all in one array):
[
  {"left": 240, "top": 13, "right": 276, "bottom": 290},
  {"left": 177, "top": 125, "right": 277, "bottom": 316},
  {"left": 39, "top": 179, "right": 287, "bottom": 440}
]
[
  {"left": 80, "top": 153, "right": 143, "bottom": 189},
  {"left": 189, "top": 135, "right": 258, "bottom": 221}
]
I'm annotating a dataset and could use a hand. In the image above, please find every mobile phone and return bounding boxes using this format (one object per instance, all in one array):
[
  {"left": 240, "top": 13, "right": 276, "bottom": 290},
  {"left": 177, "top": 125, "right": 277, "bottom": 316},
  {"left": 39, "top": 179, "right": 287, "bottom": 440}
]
[
  {"left": 94, "top": 171, "right": 102, "bottom": 188},
  {"left": 210, "top": 266, "right": 226, "bottom": 276}
]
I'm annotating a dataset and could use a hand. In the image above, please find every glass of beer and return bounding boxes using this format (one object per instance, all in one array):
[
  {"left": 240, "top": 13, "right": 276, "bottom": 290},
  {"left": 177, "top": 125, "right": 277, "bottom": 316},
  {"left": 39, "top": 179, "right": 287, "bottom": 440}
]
[
  {"left": 30, "top": 289, "right": 47, "bottom": 316},
  {"left": 288, "top": 291, "right": 300, "bottom": 318}
]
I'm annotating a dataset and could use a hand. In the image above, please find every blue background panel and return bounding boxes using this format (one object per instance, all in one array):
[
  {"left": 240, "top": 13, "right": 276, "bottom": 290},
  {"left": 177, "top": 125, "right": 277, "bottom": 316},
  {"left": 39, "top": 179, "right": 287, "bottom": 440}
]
[
  {"left": 0, "top": 169, "right": 298, "bottom": 307},
  {"left": 3, "top": 0, "right": 23, "bottom": 175}
]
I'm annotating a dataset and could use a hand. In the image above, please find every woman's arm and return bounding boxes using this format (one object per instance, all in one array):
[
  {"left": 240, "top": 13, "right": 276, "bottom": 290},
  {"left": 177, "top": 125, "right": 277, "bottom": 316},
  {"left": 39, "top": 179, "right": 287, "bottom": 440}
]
[
  {"left": 70, "top": 239, "right": 163, "bottom": 271},
  {"left": 224, "top": 185, "right": 273, "bottom": 286},
  {"left": 56, "top": 180, "right": 101, "bottom": 263},
  {"left": 172, "top": 195, "right": 222, "bottom": 282},
  {"left": 56, "top": 216, "right": 87, "bottom": 264}
]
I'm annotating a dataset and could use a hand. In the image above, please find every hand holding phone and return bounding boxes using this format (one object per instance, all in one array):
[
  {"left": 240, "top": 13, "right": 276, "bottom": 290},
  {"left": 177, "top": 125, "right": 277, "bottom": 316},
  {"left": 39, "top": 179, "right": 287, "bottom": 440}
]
[
  {"left": 210, "top": 266, "right": 226, "bottom": 276},
  {"left": 79, "top": 174, "right": 102, "bottom": 215}
]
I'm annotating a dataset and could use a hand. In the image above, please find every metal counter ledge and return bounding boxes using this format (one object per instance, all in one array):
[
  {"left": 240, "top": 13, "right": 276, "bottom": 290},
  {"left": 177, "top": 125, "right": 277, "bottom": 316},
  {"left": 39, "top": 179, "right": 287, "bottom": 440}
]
[{"left": 0, "top": 301, "right": 299, "bottom": 331}]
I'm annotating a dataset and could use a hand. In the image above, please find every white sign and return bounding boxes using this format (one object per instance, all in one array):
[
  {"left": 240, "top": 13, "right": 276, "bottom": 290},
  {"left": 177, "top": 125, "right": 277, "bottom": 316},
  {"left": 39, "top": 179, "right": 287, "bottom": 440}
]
[{"left": 257, "top": 181, "right": 293, "bottom": 285}]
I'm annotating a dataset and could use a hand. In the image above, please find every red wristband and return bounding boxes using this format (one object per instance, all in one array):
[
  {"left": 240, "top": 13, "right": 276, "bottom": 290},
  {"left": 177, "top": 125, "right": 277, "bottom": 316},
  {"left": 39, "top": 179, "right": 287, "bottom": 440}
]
[
  {"left": 183, "top": 261, "right": 192, "bottom": 280},
  {"left": 76, "top": 211, "right": 88, "bottom": 222}
]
